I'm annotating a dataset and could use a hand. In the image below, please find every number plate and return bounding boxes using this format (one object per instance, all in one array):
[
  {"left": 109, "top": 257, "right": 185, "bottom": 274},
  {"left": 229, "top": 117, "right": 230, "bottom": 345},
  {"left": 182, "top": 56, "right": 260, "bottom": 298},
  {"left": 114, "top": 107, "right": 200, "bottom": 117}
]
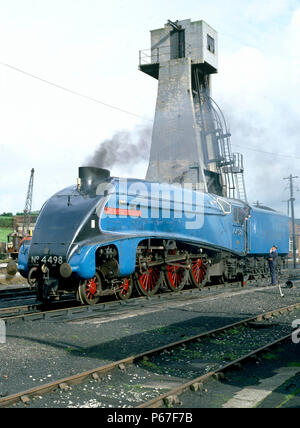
[{"left": 30, "top": 255, "right": 64, "bottom": 266}]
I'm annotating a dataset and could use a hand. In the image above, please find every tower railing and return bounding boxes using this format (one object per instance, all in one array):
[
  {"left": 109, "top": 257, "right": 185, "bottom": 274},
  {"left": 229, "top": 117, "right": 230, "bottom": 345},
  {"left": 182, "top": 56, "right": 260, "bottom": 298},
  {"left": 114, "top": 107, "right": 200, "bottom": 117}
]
[
  {"left": 139, "top": 46, "right": 208, "bottom": 66},
  {"left": 139, "top": 46, "right": 169, "bottom": 65}
]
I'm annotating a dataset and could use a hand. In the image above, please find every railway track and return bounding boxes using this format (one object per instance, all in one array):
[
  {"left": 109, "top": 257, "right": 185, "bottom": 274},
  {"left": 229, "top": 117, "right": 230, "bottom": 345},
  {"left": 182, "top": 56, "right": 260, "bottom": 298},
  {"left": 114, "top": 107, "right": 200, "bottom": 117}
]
[
  {"left": 0, "top": 266, "right": 298, "bottom": 323},
  {"left": 0, "top": 285, "right": 243, "bottom": 323},
  {"left": 0, "top": 287, "right": 35, "bottom": 300},
  {"left": 138, "top": 331, "right": 296, "bottom": 408},
  {"left": 0, "top": 278, "right": 288, "bottom": 324},
  {"left": 1, "top": 302, "right": 299, "bottom": 408}
]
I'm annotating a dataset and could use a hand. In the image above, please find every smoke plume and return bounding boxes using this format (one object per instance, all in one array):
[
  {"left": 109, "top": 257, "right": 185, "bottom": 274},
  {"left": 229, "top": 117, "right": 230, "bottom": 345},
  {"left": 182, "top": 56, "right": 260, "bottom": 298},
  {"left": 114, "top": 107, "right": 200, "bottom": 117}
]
[{"left": 84, "top": 124, "right": 152, "bottom": 169}]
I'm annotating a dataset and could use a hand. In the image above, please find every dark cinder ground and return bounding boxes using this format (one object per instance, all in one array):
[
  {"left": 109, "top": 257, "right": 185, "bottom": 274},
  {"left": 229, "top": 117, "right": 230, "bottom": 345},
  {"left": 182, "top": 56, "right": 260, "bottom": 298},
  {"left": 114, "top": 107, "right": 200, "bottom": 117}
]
[
  {"left": 1, "top": 281, "right": 300, "bottom": 408},
  {"left": 175, "top": 339, "right": 300, "bottom": 408}
]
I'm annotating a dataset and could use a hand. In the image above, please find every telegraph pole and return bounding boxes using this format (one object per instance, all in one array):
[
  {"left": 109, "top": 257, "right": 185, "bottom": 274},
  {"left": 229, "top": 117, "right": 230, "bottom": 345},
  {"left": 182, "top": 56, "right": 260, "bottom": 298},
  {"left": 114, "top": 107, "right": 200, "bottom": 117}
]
[{"left": 284, "top": 174, "right": 298, "bottom": 269}]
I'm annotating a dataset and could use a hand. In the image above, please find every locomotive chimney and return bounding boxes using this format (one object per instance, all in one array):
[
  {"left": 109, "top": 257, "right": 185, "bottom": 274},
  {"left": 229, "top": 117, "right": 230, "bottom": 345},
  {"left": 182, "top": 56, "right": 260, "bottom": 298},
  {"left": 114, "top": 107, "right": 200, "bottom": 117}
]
[{"left": 78, "top": 167, "right": 111, "bottom": 192}]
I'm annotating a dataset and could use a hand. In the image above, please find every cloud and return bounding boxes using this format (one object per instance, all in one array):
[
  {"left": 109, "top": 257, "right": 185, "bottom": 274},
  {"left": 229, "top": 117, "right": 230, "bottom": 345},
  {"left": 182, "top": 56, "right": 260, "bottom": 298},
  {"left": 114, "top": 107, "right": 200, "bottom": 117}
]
[
  {"left": 214, "top": 7, "right": 300, "bottom": 214},
  {"left": 244, "top": 0, "right": 294, "bottom": 22}
]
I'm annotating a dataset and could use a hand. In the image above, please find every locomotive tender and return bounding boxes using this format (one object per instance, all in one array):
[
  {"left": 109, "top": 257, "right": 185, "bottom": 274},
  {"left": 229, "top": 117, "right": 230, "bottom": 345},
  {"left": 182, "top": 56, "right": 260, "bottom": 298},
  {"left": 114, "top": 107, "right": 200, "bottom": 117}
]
[{"left": 18, "top": 166, "right": 289, "bottom": 304}]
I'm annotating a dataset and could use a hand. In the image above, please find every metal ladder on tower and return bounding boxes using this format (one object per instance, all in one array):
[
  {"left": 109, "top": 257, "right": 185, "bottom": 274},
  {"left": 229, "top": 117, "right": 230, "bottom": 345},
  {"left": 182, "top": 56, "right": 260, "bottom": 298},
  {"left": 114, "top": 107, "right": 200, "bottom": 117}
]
[
  {"left": 220, "top": 133, "right": 236, "bottom": 199},
  {"left": 218, "top": 141, "right": 247, "bottom": 202},
  {"left": 234, "top": 169, "right": 247, "bottom": 202},
  {"left": 232, "top": 153, "right": 247, "bottom": 202},
  {"left": 192, "top": 87, "right": 248, "bottom": 203}
]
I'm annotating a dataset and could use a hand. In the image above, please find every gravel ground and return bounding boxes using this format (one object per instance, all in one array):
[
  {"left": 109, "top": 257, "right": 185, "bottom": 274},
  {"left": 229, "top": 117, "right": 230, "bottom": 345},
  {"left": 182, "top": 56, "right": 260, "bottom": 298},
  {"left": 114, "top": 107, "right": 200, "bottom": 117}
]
[
  {"left": 0, "top": 275, "right": 26, "bottom": 289},
  {"left": 1, "top": 282, "right": 300, "bottom": 407},
  {"left": 174, "top": 338, "right": 300, "bottom": 408},
  {"left": 9, "top": 303, "right": 300, "bottom": 408}
]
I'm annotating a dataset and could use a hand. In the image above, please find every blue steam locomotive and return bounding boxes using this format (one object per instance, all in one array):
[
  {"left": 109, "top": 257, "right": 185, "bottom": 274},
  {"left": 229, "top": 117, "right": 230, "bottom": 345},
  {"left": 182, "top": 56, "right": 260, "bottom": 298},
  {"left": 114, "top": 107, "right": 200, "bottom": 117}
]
[{"left": 18, "top": 167, "right": 289, "bottom": 304}]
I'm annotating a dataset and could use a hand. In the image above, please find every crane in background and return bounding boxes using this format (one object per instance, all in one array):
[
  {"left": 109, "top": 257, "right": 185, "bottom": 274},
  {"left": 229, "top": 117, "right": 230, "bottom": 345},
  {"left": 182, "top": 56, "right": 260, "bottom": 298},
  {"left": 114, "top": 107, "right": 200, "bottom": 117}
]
[
  {"left": 6, "top": 168, "right": 35, "bottom": 259},
  {"left": 22, "top": 168, "right": 35, "bottom": 235}
]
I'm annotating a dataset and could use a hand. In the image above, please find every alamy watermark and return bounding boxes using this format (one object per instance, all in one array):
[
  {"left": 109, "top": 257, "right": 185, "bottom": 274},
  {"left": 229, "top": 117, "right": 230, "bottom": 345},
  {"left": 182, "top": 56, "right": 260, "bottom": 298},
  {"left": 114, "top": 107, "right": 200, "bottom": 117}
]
[
  {"left": 96, "top": 179, "right": 210, "bottom": 230},
  {"left": 0, "top": 319, "right": 6, "bottom": 344},
  {"left": 292, "top": 320, "right": 300, "bottom": 344}
]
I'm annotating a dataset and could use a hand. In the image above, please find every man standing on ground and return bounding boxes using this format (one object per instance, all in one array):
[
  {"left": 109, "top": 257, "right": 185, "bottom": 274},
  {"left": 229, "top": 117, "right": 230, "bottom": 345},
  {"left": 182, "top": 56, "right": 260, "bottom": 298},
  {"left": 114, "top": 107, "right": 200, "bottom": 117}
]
[{"left": 268, "top": 245, "right": 278, "bottom": 286}]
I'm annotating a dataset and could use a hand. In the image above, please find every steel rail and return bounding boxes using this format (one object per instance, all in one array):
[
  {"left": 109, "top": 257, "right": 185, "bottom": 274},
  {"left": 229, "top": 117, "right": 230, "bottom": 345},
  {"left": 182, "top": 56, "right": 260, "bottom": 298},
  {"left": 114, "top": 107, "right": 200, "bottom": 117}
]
[
  {"left": 0, "top": 266, "right": 297, "bottom": 322},
  {"left": 0, "top": 302, "right": 299, "bottom": 408},
  {"left": 0, "top": 303, "right": 41, "bottom": 318},
  {"left": 0, "top": 286, "right": 31, "bottom": 296},
  {"left": 137, "top": 332, "right": 295, "bottom": 408},
  {"left": 0, "top": 278, "right": 298, "bottom": 323},
  {"left": 1, "top": 277, "right": 286, "bottom": 324},
  {"left": 0, "top": 279, "right": 249, "bottom": 323}
]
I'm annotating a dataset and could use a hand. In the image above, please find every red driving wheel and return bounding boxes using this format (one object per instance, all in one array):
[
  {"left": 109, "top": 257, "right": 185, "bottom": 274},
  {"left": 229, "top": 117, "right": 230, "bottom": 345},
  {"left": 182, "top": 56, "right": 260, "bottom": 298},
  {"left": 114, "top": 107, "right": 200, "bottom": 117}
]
[
  {"left": 78, "top": 272, "right": 102, "bottom": 305},
  {"left": 190, "top": 258, "right": 209, "bottom": 288},
  {"left": 165, "top": 264, "right": 186, "bottom": 291},
  {"left": 135, "top": 267, "right": 161, "bottom": 296},
  {"left": 117, "top": 277, "right": 133, "bottom": 300}
]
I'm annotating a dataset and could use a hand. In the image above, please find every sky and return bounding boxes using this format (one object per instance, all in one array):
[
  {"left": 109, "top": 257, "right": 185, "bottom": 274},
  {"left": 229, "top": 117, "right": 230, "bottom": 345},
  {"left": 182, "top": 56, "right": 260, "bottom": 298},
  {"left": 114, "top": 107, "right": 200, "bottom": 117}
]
[{"left": 0, "top": 0, "right": 299, "bottom": 216}]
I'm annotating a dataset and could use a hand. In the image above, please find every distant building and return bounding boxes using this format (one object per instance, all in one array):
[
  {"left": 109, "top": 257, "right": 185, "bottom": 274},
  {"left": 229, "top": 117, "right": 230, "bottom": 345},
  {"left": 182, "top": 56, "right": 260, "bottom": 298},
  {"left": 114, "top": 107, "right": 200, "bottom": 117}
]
[
  {"left": 289, "top": 219, "right": 300, "bottom": 261},
  {"left": 13, "top": 215, "right": 38, "bottom": 236}
]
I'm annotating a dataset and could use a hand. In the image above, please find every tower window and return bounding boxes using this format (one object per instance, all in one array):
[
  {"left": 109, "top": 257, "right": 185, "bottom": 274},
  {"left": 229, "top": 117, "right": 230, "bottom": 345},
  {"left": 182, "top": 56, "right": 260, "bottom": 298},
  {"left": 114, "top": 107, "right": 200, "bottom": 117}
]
[{"left": 207, "top": 34, "right": 215, "bottom": 54}]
